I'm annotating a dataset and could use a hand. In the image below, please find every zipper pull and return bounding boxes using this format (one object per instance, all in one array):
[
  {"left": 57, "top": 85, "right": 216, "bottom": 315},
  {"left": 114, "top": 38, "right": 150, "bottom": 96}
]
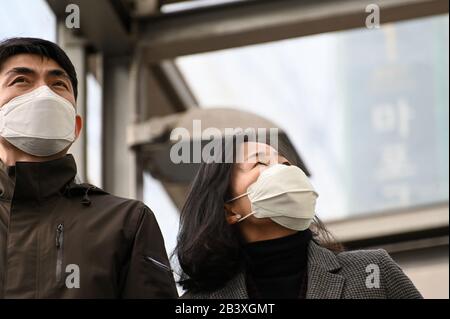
[
  {"left": 55, "top": 223, "right": 65, "bottom": 283},
  {"left": 56, "top": 224, "right": 64, "bottom": 248}
]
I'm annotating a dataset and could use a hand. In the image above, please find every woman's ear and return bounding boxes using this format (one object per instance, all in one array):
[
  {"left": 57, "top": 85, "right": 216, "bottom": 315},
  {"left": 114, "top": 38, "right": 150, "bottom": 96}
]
[{"left": 224, "top": 203, "right": 241, "bottom": 225}]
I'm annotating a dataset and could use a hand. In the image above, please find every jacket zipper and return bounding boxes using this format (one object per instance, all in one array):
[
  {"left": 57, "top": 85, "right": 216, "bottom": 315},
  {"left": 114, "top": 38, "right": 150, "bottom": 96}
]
[{"left": 55, "top": 223, "right": 64, "bottom": 283}]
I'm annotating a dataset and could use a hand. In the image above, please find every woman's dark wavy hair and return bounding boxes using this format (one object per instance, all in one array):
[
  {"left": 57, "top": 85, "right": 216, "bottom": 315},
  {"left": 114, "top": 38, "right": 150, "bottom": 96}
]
[{"left": 174, "top": 134, "right": 343, "bottom": 293}]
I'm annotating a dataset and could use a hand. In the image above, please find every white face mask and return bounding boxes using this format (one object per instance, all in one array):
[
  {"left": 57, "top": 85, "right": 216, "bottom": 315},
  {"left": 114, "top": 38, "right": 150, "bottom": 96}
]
[
  {"left": 227, "top": 164, "right": 318, "bottom": 231},
  {"left": 0, "top": 86, "right": 76, "bottom": 157}
]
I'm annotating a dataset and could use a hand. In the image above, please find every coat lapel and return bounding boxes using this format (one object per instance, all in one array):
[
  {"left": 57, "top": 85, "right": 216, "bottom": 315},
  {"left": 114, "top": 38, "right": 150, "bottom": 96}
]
[{"left": 306, "top": 241, "right": 345, "bottom": 299}]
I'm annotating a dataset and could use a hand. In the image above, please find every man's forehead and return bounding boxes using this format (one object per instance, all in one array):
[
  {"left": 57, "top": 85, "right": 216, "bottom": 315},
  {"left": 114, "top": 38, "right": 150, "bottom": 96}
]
[{"left": 1, "top": 53, "right": 63, "bottom": 75}]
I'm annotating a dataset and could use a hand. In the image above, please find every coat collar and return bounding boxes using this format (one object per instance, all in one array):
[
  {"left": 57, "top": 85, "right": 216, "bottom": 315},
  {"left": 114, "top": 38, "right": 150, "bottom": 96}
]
[
  {"left": 207, "top": 240, "right": 345, "bottom": 299},
  {"left": 0, "top": 154, "right": 77, "bottom": 202},
  {"left": 305, "top": 240, "right": 345, "bottom": 299}
]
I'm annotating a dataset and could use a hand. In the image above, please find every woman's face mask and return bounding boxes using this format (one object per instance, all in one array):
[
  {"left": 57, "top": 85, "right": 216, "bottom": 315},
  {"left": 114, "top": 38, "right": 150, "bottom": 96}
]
[
  {"left": 0, "top": 85, "right": 77, "bottom": 157},
  {"left": 227, "top": 163, "right": 318, "bottom": 231}
]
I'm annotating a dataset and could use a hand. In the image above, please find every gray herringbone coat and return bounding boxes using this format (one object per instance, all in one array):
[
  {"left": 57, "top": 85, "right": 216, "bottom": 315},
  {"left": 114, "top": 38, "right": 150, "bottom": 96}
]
[{"left": 182, "top": 241, "right": 423, "bottom": 299}]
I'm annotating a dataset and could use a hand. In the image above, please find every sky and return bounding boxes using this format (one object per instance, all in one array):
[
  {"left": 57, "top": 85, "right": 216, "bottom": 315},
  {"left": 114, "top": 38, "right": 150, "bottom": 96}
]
[{"left": 0, "top": 0, "right": 56, "bottom": 42}]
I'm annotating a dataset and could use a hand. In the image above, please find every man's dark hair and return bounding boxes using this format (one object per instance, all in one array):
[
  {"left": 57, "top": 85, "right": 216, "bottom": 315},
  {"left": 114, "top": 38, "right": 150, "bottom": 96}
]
[{"left": 0, "top": 37, "right": 78, "bottom": 99}]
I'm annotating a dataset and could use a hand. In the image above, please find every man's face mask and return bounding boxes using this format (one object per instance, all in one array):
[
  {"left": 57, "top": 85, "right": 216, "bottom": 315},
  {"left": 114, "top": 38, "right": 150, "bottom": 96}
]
[
  {"left": 0, "top": 85, "right": 76, "bottom": 157},
  {"left": 227, "top": 164, "right": 319, "bottom": 231}
]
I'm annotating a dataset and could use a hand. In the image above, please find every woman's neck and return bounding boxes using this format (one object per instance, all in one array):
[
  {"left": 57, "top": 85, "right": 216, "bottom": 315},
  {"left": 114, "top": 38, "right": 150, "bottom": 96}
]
[{"left": 239, "top": 221, "right": 298, "bottom": 243}]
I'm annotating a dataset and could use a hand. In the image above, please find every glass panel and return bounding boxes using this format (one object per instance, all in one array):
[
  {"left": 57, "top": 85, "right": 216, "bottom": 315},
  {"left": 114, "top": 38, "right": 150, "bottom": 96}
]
[
  {"left": 86, "top": 74, "right": 103, "bottom": 187},
  {"left": 176, "top": 15, "right": 450, "bottom": 221},
  {"left": 143, "top": 172, "right": 180, "bottom": 258},
  {"left": 0, "top": 0, "right": 56, "bottom": 41}
]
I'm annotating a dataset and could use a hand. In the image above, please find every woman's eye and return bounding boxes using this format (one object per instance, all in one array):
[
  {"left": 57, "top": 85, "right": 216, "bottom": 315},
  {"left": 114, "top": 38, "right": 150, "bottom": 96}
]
[
  {"left": 254, "top": 161, "right": 268, "bottom": 167},
  {"left": 282, "top": 162, "right": 291, "bottom": 166}
]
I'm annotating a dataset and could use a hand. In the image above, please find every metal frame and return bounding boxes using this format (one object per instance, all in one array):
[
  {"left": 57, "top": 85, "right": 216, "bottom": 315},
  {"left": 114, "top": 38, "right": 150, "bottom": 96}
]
[
  {"left": 326, "top": 203, "right": 449, "bottom": 246},
  {"left": 156, "top": 60, "right": 198, "bottom": 109},
  {"left": 137, "top": 0, "right": 449, "bottom": 62}
]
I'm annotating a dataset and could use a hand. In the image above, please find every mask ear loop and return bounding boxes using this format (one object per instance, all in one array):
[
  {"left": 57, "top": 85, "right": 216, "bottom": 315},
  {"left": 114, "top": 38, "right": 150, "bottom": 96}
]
[
  {"left": 236, "top": 211, "right": 256, "bottom": 223},
  {"left": 226, "top": 193, "right": 255, "bottom": 222},
  {"left": 226, "top": 192, "right": 248, "bottom": 203}
]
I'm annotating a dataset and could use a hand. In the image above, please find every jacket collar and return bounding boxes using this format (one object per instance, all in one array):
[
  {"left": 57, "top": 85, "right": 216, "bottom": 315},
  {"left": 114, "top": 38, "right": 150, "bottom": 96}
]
[
  {"left": 0, "top": 154, "right": 77, "bottom": 202},
  {"left": 206, "top": 240, "right": 345, "bottom": 299},
  {"left": 305, "top": 240, "right": 345, "bottom": 299}
]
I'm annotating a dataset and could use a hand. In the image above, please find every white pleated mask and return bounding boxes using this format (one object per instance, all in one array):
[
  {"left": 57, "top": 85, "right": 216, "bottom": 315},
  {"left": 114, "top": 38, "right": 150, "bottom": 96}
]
[
  {"left": 0, "top": 86, "right": 76, "bottom": 156},
  {"left": 227, "top": 164, "right": 318, "bottom": 231}
]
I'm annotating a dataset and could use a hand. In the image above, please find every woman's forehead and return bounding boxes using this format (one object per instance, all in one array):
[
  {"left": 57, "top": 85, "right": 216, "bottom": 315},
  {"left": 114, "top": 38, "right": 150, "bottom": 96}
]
[
  {"left": 238, "top": 142, "right": 278, "bottom": 162},
  {"left": 239, "top": 142, "right": 278, "bottom": 160}
]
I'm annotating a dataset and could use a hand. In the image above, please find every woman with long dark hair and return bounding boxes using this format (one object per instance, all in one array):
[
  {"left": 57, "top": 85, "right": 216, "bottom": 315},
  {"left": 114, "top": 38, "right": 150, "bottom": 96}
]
[{"left": 175, "top": 135, "right": 422, "bottom": 299}]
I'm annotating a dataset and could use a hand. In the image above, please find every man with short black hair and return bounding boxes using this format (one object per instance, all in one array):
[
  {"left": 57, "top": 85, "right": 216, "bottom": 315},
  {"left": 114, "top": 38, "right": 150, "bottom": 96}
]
[{"left": 0, "top": 37, "right": 178, "bottom": 299}]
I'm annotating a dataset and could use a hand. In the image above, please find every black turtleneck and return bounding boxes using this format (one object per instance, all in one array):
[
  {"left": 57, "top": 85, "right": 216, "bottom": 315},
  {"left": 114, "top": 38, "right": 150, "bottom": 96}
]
[{"left": 243, "top": 229, "right": 312, "bottom": 299}]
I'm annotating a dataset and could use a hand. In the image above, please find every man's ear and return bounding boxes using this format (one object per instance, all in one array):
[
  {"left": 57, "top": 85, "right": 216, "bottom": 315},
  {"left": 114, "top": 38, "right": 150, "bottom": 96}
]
[
  {"left": 74, "top": 115, "right": 83, "bottom": 140},
  {"left": 224, "top": 203, "right": 241, "bottom": 225}
]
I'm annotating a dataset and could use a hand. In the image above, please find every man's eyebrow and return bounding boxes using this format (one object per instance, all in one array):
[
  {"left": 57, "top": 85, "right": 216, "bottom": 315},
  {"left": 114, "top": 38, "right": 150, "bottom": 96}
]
[
  {"left": 47, "top": 69, "right": 71, "bottom": 80},
  {"left": 5, "top": 67, "right": 36, "bottom": 76}
]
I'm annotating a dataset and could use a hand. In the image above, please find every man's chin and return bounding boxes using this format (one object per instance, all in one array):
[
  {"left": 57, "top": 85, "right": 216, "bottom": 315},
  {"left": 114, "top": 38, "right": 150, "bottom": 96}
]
[{"left": 0, "top": 138, "right": 69, "bottom": 165}]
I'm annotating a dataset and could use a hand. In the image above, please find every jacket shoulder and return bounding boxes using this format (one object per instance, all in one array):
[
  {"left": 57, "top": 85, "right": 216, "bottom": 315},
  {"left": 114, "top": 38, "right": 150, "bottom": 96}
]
[
  {"left": 336, "top": 248, "right": 389, "bottom": 267},
  {"left": 65, "top": 181, "right": 157, "bottom": 235},
  {"left": 66, "top": 180, "right": 152, "bottom": 213},
  {"left": 335, "top": 248, "right": 422, "bottom": 299}
]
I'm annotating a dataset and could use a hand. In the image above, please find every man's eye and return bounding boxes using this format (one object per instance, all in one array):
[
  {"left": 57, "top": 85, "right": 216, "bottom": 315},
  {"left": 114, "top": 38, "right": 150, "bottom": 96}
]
[
  {"left": 10, "top": 77, "right": 27, "bottom": 85},
  {"left": 54, "top": 81, "right": 68, "bottom": 89}
]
